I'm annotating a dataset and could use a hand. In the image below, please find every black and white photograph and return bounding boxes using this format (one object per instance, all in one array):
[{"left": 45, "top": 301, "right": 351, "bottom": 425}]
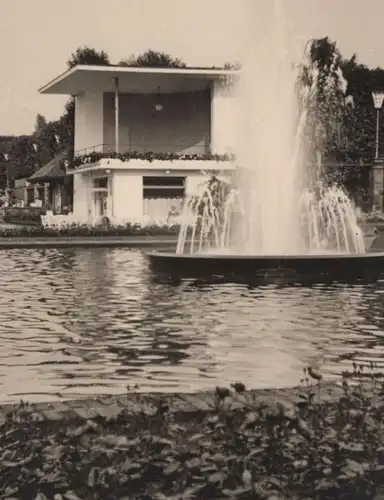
[{"left": 0, "top": 0, "right": 383, "bottom": 498}]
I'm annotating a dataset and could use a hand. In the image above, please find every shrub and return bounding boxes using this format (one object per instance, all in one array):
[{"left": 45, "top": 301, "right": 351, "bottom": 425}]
[
  {"left": 0, "top": 365, "right": 382, "bottom": 499},
  {"left": 0, "top": 223, "right": 181, "bottom": 238},
  {"left": 3, "top": 206, "right": 44, "bottom": 225}
]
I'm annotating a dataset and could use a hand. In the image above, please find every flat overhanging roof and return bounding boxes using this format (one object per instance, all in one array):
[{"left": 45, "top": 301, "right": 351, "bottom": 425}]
[{"left": 39, "top": 65, "right": 239, "bottom": 95}]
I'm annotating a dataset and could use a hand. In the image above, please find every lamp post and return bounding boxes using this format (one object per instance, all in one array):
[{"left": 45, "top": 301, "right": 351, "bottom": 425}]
[
  {"left": 372, "top": 91, "right": 384, "bottom": 212},
  {"left": 372, "top": 90, "right": 384, "bottom": 160}
]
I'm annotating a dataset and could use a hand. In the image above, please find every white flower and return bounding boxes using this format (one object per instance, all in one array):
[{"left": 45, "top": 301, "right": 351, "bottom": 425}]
[{"left": 242, "top": 469, "right": 252, "bottom": 486}]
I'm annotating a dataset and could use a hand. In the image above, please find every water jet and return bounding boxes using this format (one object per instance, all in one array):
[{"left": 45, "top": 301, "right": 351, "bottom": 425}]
[{"left": 146, "top": 1, "right": 384, "bottom": 284}]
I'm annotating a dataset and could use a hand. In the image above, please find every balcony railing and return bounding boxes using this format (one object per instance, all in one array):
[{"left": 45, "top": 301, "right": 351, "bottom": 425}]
[
  {"left": 69, "top": 143, "right": 235, "bottom": 171},
  {"left": 75, "top": 142, "right": 211, "bottom": 157}
]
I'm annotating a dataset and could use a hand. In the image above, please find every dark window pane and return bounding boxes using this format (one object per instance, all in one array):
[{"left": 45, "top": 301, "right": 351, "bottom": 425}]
[
  {"left": 143, "top": 187, "right": 184, "bottom": 199},
  {"left": 143, "top": 176, "right": 185, "bottom": 187},
  {"left": 93, "top": 177, "right": 108, "bottom": 188}
]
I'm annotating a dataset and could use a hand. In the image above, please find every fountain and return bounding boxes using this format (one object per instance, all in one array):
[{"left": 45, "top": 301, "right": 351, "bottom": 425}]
[{"left": 147, "top": 1, "right": 384, "bottom": 284}]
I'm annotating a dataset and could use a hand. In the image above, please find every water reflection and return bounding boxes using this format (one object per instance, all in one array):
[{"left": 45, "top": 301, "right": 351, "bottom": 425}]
[{"left": 0, "top": 248, "right": 383, "bottom": 403}]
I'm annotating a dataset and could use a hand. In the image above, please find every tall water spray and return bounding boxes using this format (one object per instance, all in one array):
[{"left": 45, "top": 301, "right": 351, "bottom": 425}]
[
  {"left": 233, "top": 0, "right": 305, "bottom": 254},
  {"left": 176, "top": 0, "right": 365, "bottom": 256}
]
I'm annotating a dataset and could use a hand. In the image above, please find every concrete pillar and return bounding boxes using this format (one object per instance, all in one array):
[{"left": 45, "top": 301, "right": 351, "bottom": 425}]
[
  {"left": 372, "top": 163, "right": 384, "bottom": 212},
  {"left": 74, "top": 92, "right": 104, "bottom": 154},
  {"left": 73, "top": 172, "right": 90, "bottom": 223}
]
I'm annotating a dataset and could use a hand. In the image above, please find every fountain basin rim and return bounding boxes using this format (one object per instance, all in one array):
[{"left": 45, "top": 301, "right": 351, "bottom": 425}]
[{"left": 146, "top": 251, "right": 384, "bottom": 261}]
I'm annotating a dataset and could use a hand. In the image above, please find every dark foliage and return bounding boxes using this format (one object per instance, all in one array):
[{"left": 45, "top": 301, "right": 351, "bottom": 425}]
[
  {"left": 224, "top": 61, "right": 242, "bottom": 70},
  {"left": 0, "top": 366, "right": 382, "bottom": 499},
  {"left": 118, "top": 49, "right": 186, "bottom": 68},
  {"left": 341, "top": 56, "right": 384, "bottom": 161},
  {"left": 3, "top": 206, "right": 44, "bottom": 225},
  {"left": 0, "top": 223, "right": 180, "bottom": 238},
  {"left": 69, "top": 150, "right": 233, "bottom": 169},
  {"left": 67, "top": 46, "right": 110, "bottom": 69},
  {"left": 0, "top": 117, "right": 72, "bottom": 189},
  {"left": 0, "top": 47, "right": 189, "bottom": 189},
  {"left": 3, "top": 40, "right": 384, "bottom": 191}
]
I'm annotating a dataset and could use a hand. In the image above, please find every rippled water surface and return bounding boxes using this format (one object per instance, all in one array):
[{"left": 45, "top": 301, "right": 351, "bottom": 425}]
[{"left": 0, "top": 248, "right": 383, "bottom": 403}]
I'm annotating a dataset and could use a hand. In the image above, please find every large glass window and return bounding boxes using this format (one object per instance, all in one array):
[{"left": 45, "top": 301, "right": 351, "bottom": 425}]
[{"left": 143, "top": 176, "right": 185, "bottom": 199}]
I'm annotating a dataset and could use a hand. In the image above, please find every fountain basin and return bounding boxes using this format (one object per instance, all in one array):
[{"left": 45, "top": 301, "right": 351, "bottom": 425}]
[{"left": 146, "top": 250, "right": 384, "bottom": 284}]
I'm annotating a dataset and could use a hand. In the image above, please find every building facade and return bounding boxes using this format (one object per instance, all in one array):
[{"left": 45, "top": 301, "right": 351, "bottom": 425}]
[{"left": 39, "top": 65, "right": 239, "bottom": 224}]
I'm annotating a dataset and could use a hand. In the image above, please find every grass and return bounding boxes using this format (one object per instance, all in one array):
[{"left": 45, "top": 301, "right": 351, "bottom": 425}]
[{"left": 0, "top": 364, "right": 383, "bottom": 499}]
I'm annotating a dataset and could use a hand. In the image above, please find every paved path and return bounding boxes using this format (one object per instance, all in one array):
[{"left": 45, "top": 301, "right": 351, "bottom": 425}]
[{"left": 0, "top": 384, "right": 348, "bottom": 425}]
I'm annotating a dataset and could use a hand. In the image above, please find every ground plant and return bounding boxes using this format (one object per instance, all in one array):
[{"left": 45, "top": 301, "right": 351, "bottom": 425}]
[
  {"left": 0, "top": 365, "right": 382, "bottom": 499},
  {"left": 0, "top": 223, "right": 180, "bottom": 238}
]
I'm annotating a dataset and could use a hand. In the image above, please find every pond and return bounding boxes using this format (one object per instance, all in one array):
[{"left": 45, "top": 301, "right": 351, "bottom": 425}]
[{"left": 0, "top": 248, "right": 383, "bottom": 403}]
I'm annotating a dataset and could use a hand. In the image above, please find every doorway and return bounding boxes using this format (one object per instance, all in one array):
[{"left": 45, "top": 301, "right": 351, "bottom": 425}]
[{"left": 91, "top": 176, "right": 109, "bottom": 220}]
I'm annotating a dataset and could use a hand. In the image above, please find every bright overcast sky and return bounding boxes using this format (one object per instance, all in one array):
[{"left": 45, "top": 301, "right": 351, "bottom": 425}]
[{"left": 0, "top": 0, "right": 383, "bottom": 135}]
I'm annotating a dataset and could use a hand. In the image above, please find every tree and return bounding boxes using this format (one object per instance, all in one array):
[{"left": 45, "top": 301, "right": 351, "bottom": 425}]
[
  {"left": 0, "top": 136, "right": 13, "bottom": 189},
  {"left": 2, "top": 115, "right": 71, "bottom": 185},
  {"left": 34, "top": 114, "right": 47, "bottom": 135},
  {"left": 59, "top": 98, "right": 75, "bottom": 158},
  {"left": 67, "top": 46, "right": 110, "bottom": 69},
  {"left": 340, "top": 56, "right": 384, "bottom": 161},
  {"left": 299, "top": 37, "right": 350, "bottom": 165},
  {"left": 297, "top": 38, "right": 380, "bottom": 205},
  {"left": 298, "top": 38, "right": 384, "bottom": 164},
  {"left": 7, "top": 135, "right": 38, "bottom": 182},
  {"left": 0, "top": 47, "right": 110, "bottom": 186},
  {"left": 224, "top": 61, "right": 241, "bottom": 70},
  {"left": 118, "top": 49, "right": 186, "bottom": 68}
]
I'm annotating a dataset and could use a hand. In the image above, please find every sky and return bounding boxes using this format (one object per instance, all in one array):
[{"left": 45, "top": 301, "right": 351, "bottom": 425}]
[{"left": 0, "top": 0, "right": 383, "bottom": 135}]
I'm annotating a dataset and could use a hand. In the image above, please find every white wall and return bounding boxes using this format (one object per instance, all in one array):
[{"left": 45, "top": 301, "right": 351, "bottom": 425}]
[
  {"left": 72, "top": 169, "right": 206, "bottom": 224},
  {"left": 72, "top": 163, "right": 235, "bottom": 224},
  {"left": 185, "top": 174, "right": 211, "bottom": 196},
  {"left": 210, "top": 80, "right": 238, "bottom": 155},
  {"left": 111, "top": 171, "right": 143, "bottom": 220},
  {"left": 73, "top": 173, "right": 90, "bottom": 221},
  {"left": 74, "top": 92, "right": 104, "bottom": 153}
]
